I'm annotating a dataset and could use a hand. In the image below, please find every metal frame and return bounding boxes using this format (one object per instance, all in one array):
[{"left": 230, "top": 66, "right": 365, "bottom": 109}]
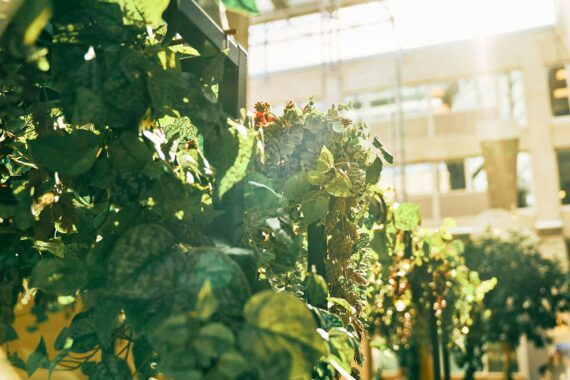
[
  {"left": 169, "top": 0, "right": 249, "bottom": 245},
  {"left": 174, "top": 0, "right": 248, "bottom": 117}
]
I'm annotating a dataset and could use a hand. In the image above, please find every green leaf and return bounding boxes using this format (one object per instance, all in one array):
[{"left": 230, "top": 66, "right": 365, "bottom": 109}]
[
  {"left": 29, "top": 258, "right": 87, "bottom": 295},
  {"left": 328, "top": 297, "right": 356, "bottom": 315},
  {"left": 326, "top": 328, "right": 359, "bottom": 373},
  {"left": 109, "top": 132, "right": 153, "bottom": 173},
  {"left": 373, "top": 136, "right": 393, "bottom": 164},
  {"left": 239, "top": 291, "right": 327, "bottom": 379},
  {"left": 325, "top": 173, "right": 352, "bottom": 197},
  {"left": 30, "top": 130, "right": 103, "bottom": 176},
  {"left": 394, "top": 202, "right": 421, "bottom": 231},
  {"left": 316, "top": 146, "right": 335, "bottom": 170},
  {"left": 133, "top": 337, "right": 158, "bottom": 379},
  {"left": 301, "top": 194, "right": 330, "bottom": 224},
  {"left": 8, "top": 352, "right": 26, "bottom": 371},
  {"left": 34, "top": 239, "right": 65, "bottom": 258},
  {"left": 307, "top": 170, "right": 328, "bottom": 186},
  {"left": 245, "top": 174, "right": 285, "bottom": 210},
  {"left": 107, "top": 223, "right": 179, "bottom": 299},
  {"left": 193, "top": 280, "right": 218, "bottom": 322},
  {"left": 215, "top": 122, "right": 256, "bottom": 200},
  {"left": 366, "top": 156, "right": 382, "bottom": 184},
  {"left": 26, "top": 337, "right": 49, "bottom": 376},
  {"left": 216, "top": 350, "right": 249, "bottom": 379},
  {"left": 178, "top": 247, "right": 251, "bottom": 317},
  {"left": 109, "top": 0, "right": 170, "bottom": 26},
  {"left": 72, "top": 88, "right": 106, "bottom": 127},
  {"left": 304, "top": 273, "right": 328, "bottom": 308},
  {"left": 0, "top": 322, "right": 18, "bottom": 344},
  {"left": 55, "top": 311, "right": 98, "bottom": 353},
  {"left": 193, "top": 322, "right": 235, "bottom": 359},
  {"left": 90, "top": 355, "right": 132, "bottom": 380},
  {"left": 11, "top": 0, "right": 52, "bottom": 45},
  {"left": 283, "top": 171, "right": 312, "bottom": 201},
  {"left": 222, "top": 0, "right": 258, "bottom": 16}
]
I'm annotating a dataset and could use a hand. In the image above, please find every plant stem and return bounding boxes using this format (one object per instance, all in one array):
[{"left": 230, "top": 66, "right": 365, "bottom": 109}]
[{"left": 429, "top": 310, "right": 441, "bottom": 380}]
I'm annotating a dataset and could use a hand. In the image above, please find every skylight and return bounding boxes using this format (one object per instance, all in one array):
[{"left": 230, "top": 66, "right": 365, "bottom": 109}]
[{"left": 249, "top": 0, "right": 556, "bottom": 74}]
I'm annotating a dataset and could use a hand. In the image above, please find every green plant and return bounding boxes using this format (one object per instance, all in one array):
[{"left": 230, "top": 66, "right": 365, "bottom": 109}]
[
  {"left": 366, "top": 199, "right": 494, "bottom": 379},
  {"left": 0, "top": 1, "right": 332, "bottom": 379},
  {"left": 460, "top": 232, "right": 570, "bottom": 380},
  {"left": 243, "top": 100, "right": 393, "bottom": 377},
  {"left": 249, "top": 101, "right": 391, "bottom": 327}
]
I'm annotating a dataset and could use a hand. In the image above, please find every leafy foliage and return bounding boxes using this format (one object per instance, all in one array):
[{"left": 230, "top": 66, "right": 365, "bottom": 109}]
[
  {"left": 248, "top": 101, "right": 391, "bottom": 332},
  {"left": 0, "top": 1, "right": 344, "bottom": 379},
  {"left": 458, "top": 232, "right": 570, "bottom": 378},
  {"left": 366, "top": 197, "right": 495, "bottom": 376}
]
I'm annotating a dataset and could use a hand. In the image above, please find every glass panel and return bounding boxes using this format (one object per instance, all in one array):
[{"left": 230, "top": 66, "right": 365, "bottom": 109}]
[
  {"left": 557, "top": 150, "right": 570, "bottom": 205},
  {"left": 404, "top": 163, "right": 434, "bottom": 196},
  {"left": 548, "top": 65, "right": 570, "bottom": 117},
  {"left": 250, "top": 0, "right": 555, "bottom": 74},
  {"left": 517, "top": 152, "right": 534, "bottom": 208},
  {"left": 465, "top": 157, "right": 487, "bottom": 192},
  {"left": 439, "top": 160, "right": 466, "bottom": 193}
]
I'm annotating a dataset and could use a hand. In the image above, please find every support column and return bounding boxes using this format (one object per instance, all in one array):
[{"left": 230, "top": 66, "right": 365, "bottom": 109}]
[{"left": 521, "top": 41, "right": 566, "bottom": 262}]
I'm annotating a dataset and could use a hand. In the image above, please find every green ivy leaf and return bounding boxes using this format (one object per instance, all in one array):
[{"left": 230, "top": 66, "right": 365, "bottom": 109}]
[
  {"left": 307, "top": 170, "right": 328, "bottom": 186},
  {"left": 239, "top": 291, "right": 327, "bottom": 379},
  {"left": 11, "top": 0, "right": 52, "bottom": 45},
  {"left": 394, "top": 203, "right": 421, "bottom": 231},
  {"left": 316, "top": 146, "right": 335, "bottom": 170},
  {"left": 29, "top": 258, "right": 87, "bottom": 296},
  {"left": 193, "top": 322, "right": 235, "bottom": 359},
  {"left": 90, "top": 355, "right": 132, "bottom": 380},
  {"left": 245, "top": 174, "right": 285, "bottom": 210},
  {"left": 55, "top": 311, "right": 98, "bottom": 354},
  {"left": 8, "top": 352, "right": 26, "bottom": 371},
  {"left": 109, "top": 132, "right": 153, "bottom": 173},
  {"left": 107, "top": 223, "right": 179, "bottom": 299},
  {"left": 109, "top": 0, "right": 170, "bottom": 26},
  {"left": 30, "top": 130, "right": 103, "bottom": 176},
  {"left": 326, "top": 328, "right": 359, "bottom": 373},
  {"left": 215, "top": 122, "right": 256, "bottom": 200},
  {"left": 215, "top": 350, "right": 249, "bottom": 379},
  {"left": 193, "top": 280, "right": 218, "bottom": 322},
  {"left": 373, "top": 136, "right": 394, "bottom": 164},
  {"left": 304, "top": 273, "right": 329, "bottom": 308},
  {"left": 365, "top": 156, "right": 383, "bottom": 184},
  {"left": 283, "top": 171, "right": 312, "bottom": 201},
  {"left": 0, "top": 322, "right": 18, "bottom": 345},
  {"left": 177, "top": 248, "right": 251, "bottom": 317},
  {"left": 26, "top": 337, "right": 49, "bottom": 377},
  {"left": 325, "top": 173, "right": 352, "bottom": 197},
  {"left": 301, "top": 194, "right": 330, "bottom": 224}
]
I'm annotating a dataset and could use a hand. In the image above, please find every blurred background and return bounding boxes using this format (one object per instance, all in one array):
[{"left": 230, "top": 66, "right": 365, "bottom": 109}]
[{"left": 212, "top": 0, "right": 570, "bottom": 377}]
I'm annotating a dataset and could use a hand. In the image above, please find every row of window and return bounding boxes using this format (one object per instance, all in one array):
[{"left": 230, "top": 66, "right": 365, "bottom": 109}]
[
  {"left": 344, "top": 70, "right": 526, "bottom": 124},
  {"left": 381, "top": 153, "right": 535, "bottom": 208}
]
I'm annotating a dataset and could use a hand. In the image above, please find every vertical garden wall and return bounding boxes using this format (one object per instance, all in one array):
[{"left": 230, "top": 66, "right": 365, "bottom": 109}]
[{"left": 0, "top": 1, "right": 568, "bottom": 380}]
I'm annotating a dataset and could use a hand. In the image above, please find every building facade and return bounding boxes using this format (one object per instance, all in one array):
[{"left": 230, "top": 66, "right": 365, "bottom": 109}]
[{"left": 249, "top": 3, "right": 570, "bottom": 377}]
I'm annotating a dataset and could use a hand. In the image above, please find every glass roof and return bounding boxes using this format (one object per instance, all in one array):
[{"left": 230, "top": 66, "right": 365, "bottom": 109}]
[{"left": 249, "top": 0, "right": 556, "bottom": 74}]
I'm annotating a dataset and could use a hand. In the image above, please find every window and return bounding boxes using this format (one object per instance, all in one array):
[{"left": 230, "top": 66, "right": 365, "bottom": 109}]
[
  {"left": 548, "top": 65, "right": 570, "bottom": 117},
  {"left": 439, "top": 157, "right": 487, "bottom": 193},
  {"left": 382, "top": 163, "right": 435, "bottom": 196},
  {"left": 466, "top": 157, "right": 488, "bottom": 192},
  {"left": 557, "top": 150, "right": 570, "bottom": 205},
  {"left": 517, "top": 152, "right": 535, "bottom": 208},
  {"left": 439, "top": 160, "right": 467, "bottom": 192}
]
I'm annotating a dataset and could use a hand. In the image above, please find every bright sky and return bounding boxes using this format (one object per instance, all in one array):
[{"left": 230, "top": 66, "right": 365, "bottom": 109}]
[{"left": 249, "top": 0, "right": 556, "bottom": 74}]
